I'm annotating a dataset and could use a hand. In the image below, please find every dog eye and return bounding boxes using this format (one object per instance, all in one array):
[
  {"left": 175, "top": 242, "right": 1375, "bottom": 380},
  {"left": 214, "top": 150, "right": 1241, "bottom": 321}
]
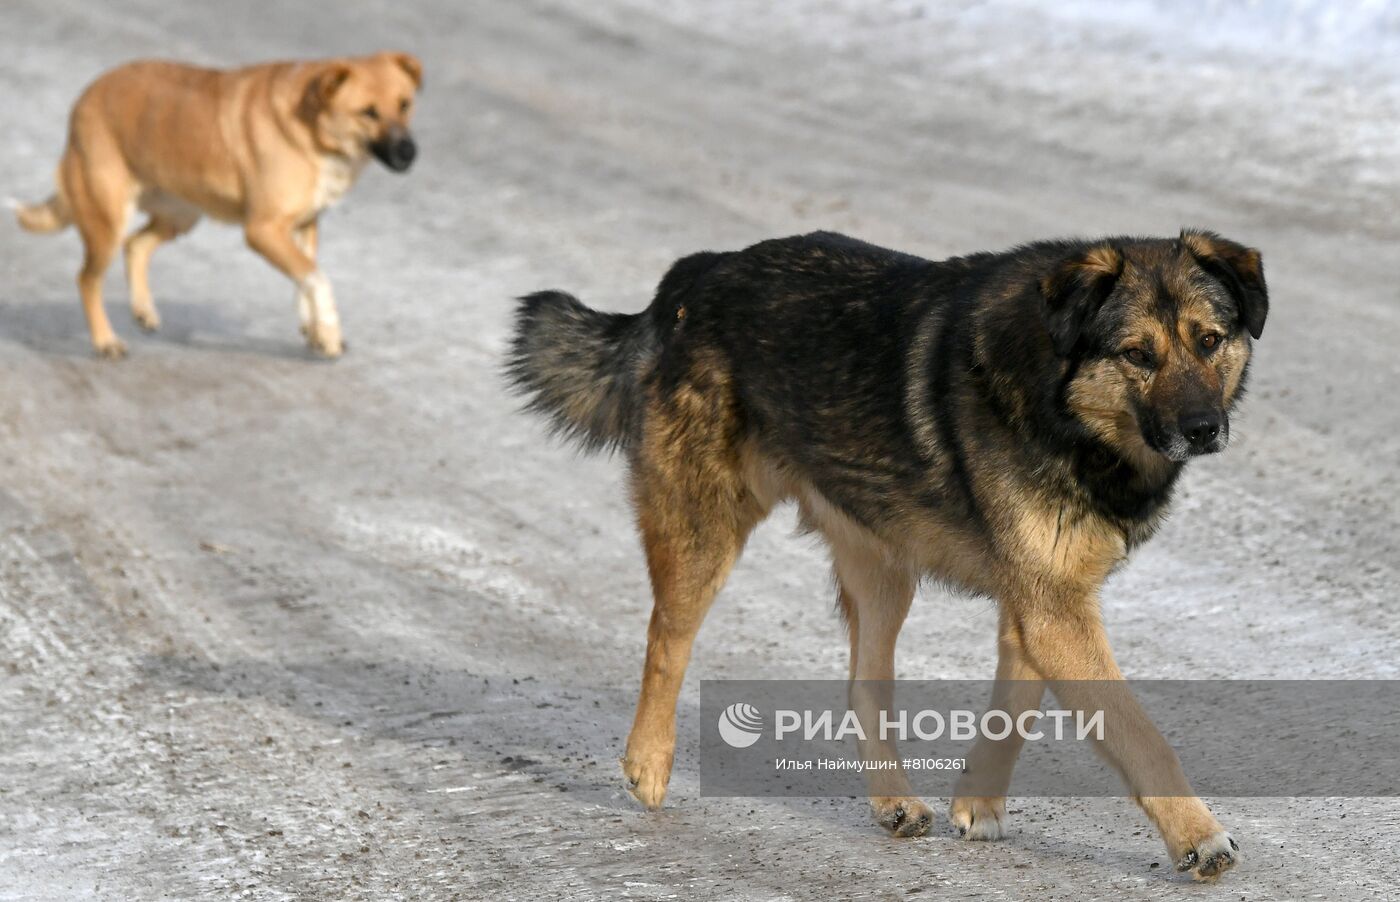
[
  {"left": 360, "top": 106, "right": 379, "bottom": 120},
  {"left": 1122, "top": 347, "right": 1153, "bottom": 368},
  {"left": 399, "top": 98, "right": 411, "bottom": 113},
  {"left": 1199, "top": 333, "right": 1221, "bottom": 352}
]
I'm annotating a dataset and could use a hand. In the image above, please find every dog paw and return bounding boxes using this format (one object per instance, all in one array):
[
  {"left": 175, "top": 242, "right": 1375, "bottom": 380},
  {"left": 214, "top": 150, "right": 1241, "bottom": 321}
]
[
  {"left": 132, "top": 307, "right": 161, "bottom": 332},
  {"left": 1175, "top": 831, "right": 1239, "bottom": 882},
  {"left": 949, "top": 796, "right": 1006, "bottom": 841},
  {"left": 621, "top": 752, "right": 671, "bottom": 810},
  {"left": 872, "top": 797, "right": 934, "bottom": 838},
  {"left": 306, "top": 328, "right": 344, "bottom": 359},
  {"left": 94, "top": 337, "right": 128, "bottom": 360}
]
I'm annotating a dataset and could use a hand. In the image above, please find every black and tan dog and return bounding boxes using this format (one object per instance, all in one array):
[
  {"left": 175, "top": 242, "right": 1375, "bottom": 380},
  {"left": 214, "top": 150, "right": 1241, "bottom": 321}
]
[
  {"left": 508, "top": 229, "right": 1266, "bottom": 881},
  {"left": 15, "top": 52, "right": 422, "bottom": 358}
]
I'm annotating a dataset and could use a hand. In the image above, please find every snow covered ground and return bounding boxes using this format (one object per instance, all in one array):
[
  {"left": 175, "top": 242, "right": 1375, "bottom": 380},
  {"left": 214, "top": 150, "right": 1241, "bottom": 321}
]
[{"left": 0, "top": 1, "right": 1397, "bottom": 898}]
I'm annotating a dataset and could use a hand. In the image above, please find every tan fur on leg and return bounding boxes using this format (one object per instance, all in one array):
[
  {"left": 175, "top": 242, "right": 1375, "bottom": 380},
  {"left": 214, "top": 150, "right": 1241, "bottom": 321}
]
[
  {"left": 824, "top": 508, "right": 932, "bottom": 837},
  {"left": 621, "top": 381, "right": 766, "bottom": 809},
  {"left": 951, "top": 610, "right": 1044, "bottom": 841}
]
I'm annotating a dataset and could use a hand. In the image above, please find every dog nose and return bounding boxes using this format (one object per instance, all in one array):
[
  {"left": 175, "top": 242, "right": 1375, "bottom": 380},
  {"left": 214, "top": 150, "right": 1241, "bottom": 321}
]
[
  {"left": 371, "top": 129, "right": 417, "bottom": 172},
  {"left": 391, "top": 136, "right": 416, "bottom": 169},
  {"left": 1179, "top": 411, "right": 1221, "bottom": 452}
]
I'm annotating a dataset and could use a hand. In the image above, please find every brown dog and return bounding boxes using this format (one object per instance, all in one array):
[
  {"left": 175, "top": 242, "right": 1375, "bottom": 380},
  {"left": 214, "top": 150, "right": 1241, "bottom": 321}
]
[{"left": 15, "top": 52, "right": 422, "bottom": 358}]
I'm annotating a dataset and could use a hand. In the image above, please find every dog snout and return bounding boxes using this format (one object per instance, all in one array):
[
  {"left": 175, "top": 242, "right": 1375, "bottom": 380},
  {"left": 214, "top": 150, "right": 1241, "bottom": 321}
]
[
  {"left": 370, "top": 127, "right": 417, "bottom": 172},
  {"left": 1179, "top": 410, "right": 1223, "bottom": 454},
  {"left": 391, "top": 134, "right": 417, "bottom": 169}
]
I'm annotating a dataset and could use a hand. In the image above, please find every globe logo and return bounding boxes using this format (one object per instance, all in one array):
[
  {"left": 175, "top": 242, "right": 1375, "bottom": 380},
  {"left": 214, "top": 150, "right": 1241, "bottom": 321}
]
[{"left": 717, "top": 702, "right": 764, "bottom": 748}]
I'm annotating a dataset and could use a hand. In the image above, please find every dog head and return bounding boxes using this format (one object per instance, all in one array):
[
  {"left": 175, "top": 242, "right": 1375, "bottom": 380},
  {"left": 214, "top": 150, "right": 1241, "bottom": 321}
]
[
  {"left": 1042, "top": 231, "right": 1267, "bottom": 464},
  {"left": 301, "top": 52, "right": 423, "bottom": 172}
]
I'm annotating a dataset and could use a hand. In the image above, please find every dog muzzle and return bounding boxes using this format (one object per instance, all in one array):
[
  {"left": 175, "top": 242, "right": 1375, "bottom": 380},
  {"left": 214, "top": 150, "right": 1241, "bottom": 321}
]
[{"left": 370, "top": 128, "right": 417, "bottom": 172}]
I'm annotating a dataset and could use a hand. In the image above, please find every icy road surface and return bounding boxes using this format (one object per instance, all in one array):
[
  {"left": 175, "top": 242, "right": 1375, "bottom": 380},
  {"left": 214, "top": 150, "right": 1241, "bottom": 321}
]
[{"left": 1, "top": 0, "right": 1397, "bottom": 898}]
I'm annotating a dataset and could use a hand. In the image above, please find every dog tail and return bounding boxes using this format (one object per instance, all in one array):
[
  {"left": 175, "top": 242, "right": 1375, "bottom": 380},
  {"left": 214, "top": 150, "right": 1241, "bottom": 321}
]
[
  {"left": 11, "top": 189, "right": 71, "bottom": 234},
  {"left": 506, "top": 290, "right": 656, "bottom": 453},
  {"left": 508, "top": 252, "right": 729, "bottom": 452}
]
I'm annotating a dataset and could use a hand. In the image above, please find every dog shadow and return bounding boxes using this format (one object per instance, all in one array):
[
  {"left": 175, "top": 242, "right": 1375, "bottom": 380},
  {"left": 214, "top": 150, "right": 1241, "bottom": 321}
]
[
  {"left": 0, "top": 297, "right": 317, "bottom": 361},
  {"left": 140, "top": 652, "right": 650, "bottom": 808},
  {"left": 139, "top": 652, "right": 867, "bottom": 827},
  {"left": 137, "top": 651, "right": 1171, "bottom": 883}
]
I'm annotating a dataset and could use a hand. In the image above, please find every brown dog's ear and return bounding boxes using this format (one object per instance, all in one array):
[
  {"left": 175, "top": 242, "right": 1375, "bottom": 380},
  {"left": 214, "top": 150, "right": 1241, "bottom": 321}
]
[
  {"left": 302, "top": 63, "right": 352, "bottom": 117},
  {"left": 1180, "top": 229, "right": 1268, "bottom": 339},
  {"left": 1040, "top": 244, "right": 1124, "bottom": 357},
  {"left": 390, "top": 52, "right": 423, "bottom": 89}
]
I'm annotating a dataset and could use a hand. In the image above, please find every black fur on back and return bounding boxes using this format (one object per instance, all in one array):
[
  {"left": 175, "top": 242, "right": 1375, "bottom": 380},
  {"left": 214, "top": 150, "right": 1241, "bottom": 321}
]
[
  {"left": 510, "top": 231, "right": 1257, "bottom": 546},
  {"left": 639, "top": 232, "right": 1190, "bottom": 539}
]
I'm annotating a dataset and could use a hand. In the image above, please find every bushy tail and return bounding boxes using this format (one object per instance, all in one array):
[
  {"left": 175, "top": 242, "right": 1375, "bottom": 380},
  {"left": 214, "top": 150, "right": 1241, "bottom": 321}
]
[
  {"left": 12, "top": 192, "right": 71, "bottom": 234},
  {"left": 506, "top": 291, "right": 655, "bottom": 453}
]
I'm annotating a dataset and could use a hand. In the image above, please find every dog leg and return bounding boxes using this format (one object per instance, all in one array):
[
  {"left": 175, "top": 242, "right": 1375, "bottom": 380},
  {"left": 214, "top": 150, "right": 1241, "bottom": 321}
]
[
  {"left": 299, "top": 272, "right": 342, "bottom": 357},
  {"left": 622, "top": 486, "right": 757, "bottom": 808},
  {"left": 829, "top": 533, "right": 931, "bottom": 837},
  {"left": 837, "top": 588, "right": 859, "bottom": 681},
  {"left": 62, "top": 151, "right": 130, "bottom": 358},
  {"left": 1007, "top": 592, "right": 1237, "bottom": 881},
  {"left": 949, "top": 609, "right": 1044, "bottom": 841},
  {"left": 245, "top": 217, "right": 342, "bottom": 357},
  {"left": 292, "top": 220, "right": 318, "bottom": 338},
  {"left": 124, "top": 213, "right": 196, "bottom": 332},
  {"left": 622, "top": 399, "right": 763, "bottom": 810}
]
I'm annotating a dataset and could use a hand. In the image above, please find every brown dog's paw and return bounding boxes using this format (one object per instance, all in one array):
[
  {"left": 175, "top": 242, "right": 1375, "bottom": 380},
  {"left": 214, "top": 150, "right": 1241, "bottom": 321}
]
[
  {"left": 1176, "top": 831, "right": 1239, "bottom": 882},
  {"left": 949, "top": 795, "right": 1007, "bottom": 841},
  {"left": 306, "top": 328, "right": 344, "bottom": 359},
  {"left": 872, "top": 796, "right": 934, "bottom": 838},
  {"left": 132, "top": 307, "right": 161, "bottom": 332},
  {"left": 621, "top": 752, "right": 671, "bottom": 810},
  {"left": 94, "top": 337, "right": 128, "bottom": 360}
]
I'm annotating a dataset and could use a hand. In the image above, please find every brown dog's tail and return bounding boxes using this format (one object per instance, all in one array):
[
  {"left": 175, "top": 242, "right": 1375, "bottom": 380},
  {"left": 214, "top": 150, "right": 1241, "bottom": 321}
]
[
  {"left": 506, "top": 291, "right": 656, "bottom": 453},
  {"left": 11, "top": 190, "right": 71, "bottom": 234}
]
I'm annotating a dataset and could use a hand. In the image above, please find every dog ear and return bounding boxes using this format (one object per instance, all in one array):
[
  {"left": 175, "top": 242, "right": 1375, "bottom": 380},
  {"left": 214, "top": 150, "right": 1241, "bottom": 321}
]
[
  {"left": 1040, "top": 244, "right": 1123, "bottom": 357},
  {"left": 1180, "top": 229, "right": 1268, "bottom": 339},
  {"left": 390, "top": 52, "right": 423, "bottom": 89},
  {"left": 303, "top": 63, "right": 352, "bottom": 116}
]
